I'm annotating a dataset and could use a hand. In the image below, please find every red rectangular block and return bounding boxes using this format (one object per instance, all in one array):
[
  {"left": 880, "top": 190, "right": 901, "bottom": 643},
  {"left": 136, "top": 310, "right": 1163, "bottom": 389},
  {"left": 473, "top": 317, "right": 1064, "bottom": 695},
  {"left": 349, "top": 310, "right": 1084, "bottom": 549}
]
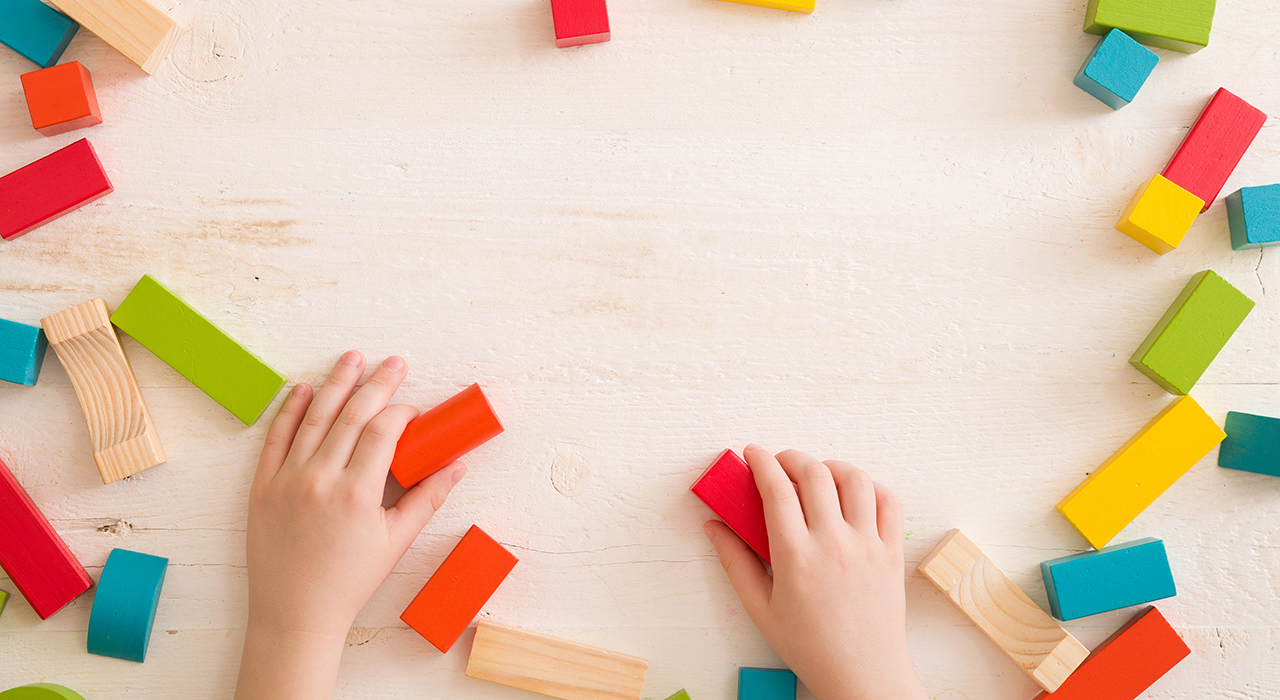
[
  {"left": 1163, "top": 88, "right": 1267, "bottom": 212},
  {"left": 401, "top": 525, "right": 517, "bottom": 653},
  {"left": 1032, "top": 606, "right": 1190, "bottom": 700},
  {"left": 0, "top": 457, "right": 93, "bottom": 619},
  {"left": 0, "top": 138, "right": 113, "bottom": 241},
  {"left": 550, "top": 0, "right": 610, "bottom": 48},
  {"left": 690, "top": 449, "right": 770, "bottom": 564},
  {"left": 21, "top": 61, "right": 103, "bottom": 137}
]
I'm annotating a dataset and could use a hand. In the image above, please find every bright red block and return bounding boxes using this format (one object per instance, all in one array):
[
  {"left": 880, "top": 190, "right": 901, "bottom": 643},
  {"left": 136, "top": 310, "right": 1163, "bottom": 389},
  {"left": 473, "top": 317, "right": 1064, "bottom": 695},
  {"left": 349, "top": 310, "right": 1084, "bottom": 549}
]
[
  {"left": 20, "top": 61, "right": 103, "bottom": 137},
  {"left": 691, "top": 449, "right": 770, "bottom": 564},
  {"left": 1033, "top": 606, "right": 1190, "bottom": 700},
  {"left": 0, "top": 138, "right": 113, "bottom": 241},
  {"left": 401, "top": 525, "right": 518, "bottom": 653},
  {"left": 550, "top": 0, "right": 610, "bottom": 48},
  {"left": 0, "top": 457, "right": 93, "bottom": 619},
  {"left": 1163, "top": 88, "right": 1267, "bottom": 212}
]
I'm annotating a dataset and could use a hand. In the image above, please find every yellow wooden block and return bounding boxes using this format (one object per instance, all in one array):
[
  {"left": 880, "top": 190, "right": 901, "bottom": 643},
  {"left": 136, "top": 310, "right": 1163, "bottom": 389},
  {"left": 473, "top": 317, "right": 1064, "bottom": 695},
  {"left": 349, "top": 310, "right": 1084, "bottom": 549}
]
[
  {"left": 1116, "top": 174, "right": 1204, "bottom": 254},
  {"left": 917, "top": 529, "right": 1088, "bottom": 692},
  {"left": 45, "top": 0, "right": 180, "bottom": 74},
  {"left": 719, "top": 0, "right": 815, "bottom": 14},
  {"left": 466, "top": 620, "right": 648, "bottom": 700},
  {"left": 1058, "top": 395, "right": 1224, "bottom": 550}
]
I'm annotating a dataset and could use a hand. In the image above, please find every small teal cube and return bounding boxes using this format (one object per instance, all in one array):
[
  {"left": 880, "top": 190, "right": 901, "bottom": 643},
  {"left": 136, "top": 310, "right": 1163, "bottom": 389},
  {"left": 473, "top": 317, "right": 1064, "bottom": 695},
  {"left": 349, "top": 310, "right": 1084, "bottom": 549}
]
[
  {"left": 1074, "top": 29, "right": 1159, "bottom": 110},
  {"left": 739, "top": 668, "right": 796, "bottom": 700},
  {"left": 0, "top": 317, "right": 48, "bottom": 386},
  {"left": 1219, "top": 411, "right": 1280, "bottom": 477},
  {"left": 1227, "top": 186, "right": 1280, "bottom": 250}
]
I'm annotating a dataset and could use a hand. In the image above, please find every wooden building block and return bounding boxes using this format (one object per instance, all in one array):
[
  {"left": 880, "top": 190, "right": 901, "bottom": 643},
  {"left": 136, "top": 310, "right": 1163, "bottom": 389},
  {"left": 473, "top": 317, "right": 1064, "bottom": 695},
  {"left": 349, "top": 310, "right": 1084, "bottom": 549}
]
[
  {"left": 550, "top": 0, "right": 610, "bottom": 48},
  {"left": 1218, "top": 411, "right": 1280, "bottom": 477},
  {"left": 42, "top": 299, "right": 166, "bottom": 484},
  {"left": 0, "top": 589, "right": 8, "bottom": 617},
  {"left": 1058, "top": 396, "right": 1224, "bottom": 549},
  {"left": 20, "top": 62, "right": 102, "bottom": 137},
  {"left": 87, "top": 548, "right": 168, "bottom": 663},
  {"left": 0, "top": 0, "right": 78, "bottom": 68},
  {"left": 917, "top": 529, "right": 1088, "bottom": 693},
  {"left": 110, "top": 274, "right": 288, "bottom": 425},
  {"left": 690, "top": 449, "right": 770, "bottom": 564},
  {"left": 0, "top": 318, "right": 48, "bottom": 386},
  {"left": 1115, "top": 175, "right": 1203, "bottom": 254},
  {"left": 45, "top": 0, "right": 179, "bottom": 74},
  {"left": 1226, "top": 185, "right": 1280, "bottom": 250},
  {"left": 1032, "top": 606, "right": 1189, "bottom": 700},
  {"left": 1084, "top": 0, "right": 1215, "bottom": 53},
  {"left": 719, "top": 0, "right": 815, "bottom": 13},
  {"left": 0, "top": 138, "right": 113, "bottom": 241},
  {"left": 738, "top": 669, "right": 796, "bottom": 700},
  {"left": 1040, "top": 538, "right": 1175, "bottom": 621},
  {"left": 466, "top": 619, "right": 649, "bottom": 700},
  {"left": 401, "top": 525, "right": 518, "bottom": 653},
  {"left": 0, "top": 457, "right": 93, "bottom": 620},
  {"left": 1130, "top": 270, "right": 1254, "bottom": 395},
  {"left": 390, "top": 383, "right": 503, "bottom": 488},
  {"left": 0, "top": 685, "right": 86, "bottom": 700},
  {"left": 664, "top": 691, "right": 691, "bottom": 700},
  {"left": 1073, "top": 29, "right": 1158, "bottom": 110},
  {"left": 1163, "top": 89, "right": 1267, "bottom": 212}
]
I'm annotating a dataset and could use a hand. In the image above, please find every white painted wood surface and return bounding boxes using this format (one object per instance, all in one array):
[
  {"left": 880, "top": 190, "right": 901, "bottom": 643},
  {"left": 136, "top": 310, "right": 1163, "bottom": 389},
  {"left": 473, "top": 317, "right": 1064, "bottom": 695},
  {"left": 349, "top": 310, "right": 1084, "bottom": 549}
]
[{"left": 2, "top": 0, "right": 1279, "bottom": 697}]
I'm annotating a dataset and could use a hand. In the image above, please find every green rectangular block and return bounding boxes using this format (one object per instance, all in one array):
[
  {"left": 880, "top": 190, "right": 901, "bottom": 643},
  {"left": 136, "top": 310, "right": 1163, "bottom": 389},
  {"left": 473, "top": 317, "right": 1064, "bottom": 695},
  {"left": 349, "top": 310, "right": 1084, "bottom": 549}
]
[
  {"left": 0, "top": 589, "right": 8, "bottom": 617},
  {"left": 664, "top": 691, "right": 692, "bottom": 700},
  {"left": 1130, "top": 270, "right": 1254, "bottom": 395},
  {"left": 110, "top": 275, "right": 287, "bottom": 425},
  {"left": 1085, "top": 0, "right": 1216, "bottom": 53}
]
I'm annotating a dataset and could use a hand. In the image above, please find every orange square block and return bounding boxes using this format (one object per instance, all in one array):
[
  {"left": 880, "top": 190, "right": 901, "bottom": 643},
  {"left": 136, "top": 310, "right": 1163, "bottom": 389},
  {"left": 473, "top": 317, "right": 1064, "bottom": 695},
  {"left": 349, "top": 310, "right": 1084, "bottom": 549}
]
[
  {"left": 401, "top": 525, "right": 517, "bottom": 653},
  {"left": 20, "top": 61, "right": 102, "bottom": 137}
]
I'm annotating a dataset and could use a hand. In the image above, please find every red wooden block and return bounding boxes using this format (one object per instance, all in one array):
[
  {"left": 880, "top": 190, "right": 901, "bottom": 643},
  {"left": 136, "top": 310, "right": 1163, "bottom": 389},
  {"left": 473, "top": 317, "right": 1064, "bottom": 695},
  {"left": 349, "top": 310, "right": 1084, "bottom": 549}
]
[
  {"left": 690, "top": 449, "right": 770, "bottom": 564},
  {"left": 0, "top": 456, "right": 93, "bottom": 619},
  {"left": 389, "top": 384, "right": 504, "bottom": 489},
  {"left": 1163, "top": 88, "right": 1267, "bottom": 212},
  {"left": 550, "top": 0, "right": 610, "bottom": 48},
  {"left": 20, "top": 61, "right": 103, "bottom": 137},
  {"left": 0, "top": 139, "right": 113, "bottom": 241},
  {"left": 1032, "top": 606, "right": 1190, "bottom": 700},
  {"left": 401, "top": 525, "right": 518, "bottom": 653}
]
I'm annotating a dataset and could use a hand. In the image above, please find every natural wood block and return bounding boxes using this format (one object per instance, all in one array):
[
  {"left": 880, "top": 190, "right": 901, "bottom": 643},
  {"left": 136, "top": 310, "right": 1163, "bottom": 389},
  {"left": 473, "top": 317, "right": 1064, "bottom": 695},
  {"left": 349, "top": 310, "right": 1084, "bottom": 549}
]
[
  {"left": 0, "top": 0, "right": 79, "bottom": 68},
  {"left": 690, "top": 449, "right": 770, "bottom": 564},
  {"left": 1226, "top": 185, "right": 1280, "bottom": 250},
  {"left": 20, "top": 62, "right": 102, "bottom": 137},
  {"left": 0, "top": 685, "right": 87, "bottom": 700},
  {"left": 1219, "top": 411, "right": 1280, "bottom": 477},
  {"left": 390, "top": 383, "right": 503, "bottom": 488},
  {"left": 0, "top": 138, "right": 113, "bottom": 241},
  {"left": 1040, "top": 538, "right": 1175, "bottom": 621},
  {"left": 719, "top": 0, "right": 815, "bottom": 14},
  {"left": 87, "top": 548, "right": 168, "bottom": 663},
  {"left": 550, "top": 0, "right": 610, "bottom": 48},
  {"left": 45, "top": 0, "right": 180, "bottom": 74},
  {"left": 1084, "top": 0, "right": 1215, "bottom": 53},
  {"left": 0, "top": 317, "right": 48, "bottom": 386},
  {"left": 466, "top": 620, "right": 649, "bottom": 700},
  {"left": 917, "top": 529, "right": 1088, "bottom": 693},
  {"left": 1032, "top": 606, "right": 1189, "bottom": 699},
  {"left": 1073, "top": 29, "right": 1158, "bottom": 110},
  {"left": 1162, "top": 89, "right": 1266, "bottom": 212},
  {"left": 401, "top": 525, "right": 518, "bottom": 653},
  {"left": 1115, "top": 175, "right": 1203, "bottom": 254}
]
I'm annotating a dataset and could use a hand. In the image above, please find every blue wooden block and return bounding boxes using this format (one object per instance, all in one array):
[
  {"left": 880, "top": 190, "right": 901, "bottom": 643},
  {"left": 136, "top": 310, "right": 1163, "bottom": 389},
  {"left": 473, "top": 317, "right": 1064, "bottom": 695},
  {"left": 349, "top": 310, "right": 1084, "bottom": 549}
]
[
  {"left": 0, "top": 0, "right": 79, "bottom": 68},
  {"left": 738, "top": 668, "right": 796, "bottom": 700},
  {"left": 1073, "top": 29, "right": 1159, "bottom": 110},
  {"left": 0, "top": 318, "right": 48, "bottom": 386},
  {"left": 87, "top": 549, "right": 168, "bottom": 663},
  {"left": 1219, "top": 411, "right": 1280, "bottom": 477},
  {"left": 1040, "top": 538, "right": 1176, "bottom": 621},
  {"left": 1227, "top": 186, "right": 1280, "bottom": 251}
]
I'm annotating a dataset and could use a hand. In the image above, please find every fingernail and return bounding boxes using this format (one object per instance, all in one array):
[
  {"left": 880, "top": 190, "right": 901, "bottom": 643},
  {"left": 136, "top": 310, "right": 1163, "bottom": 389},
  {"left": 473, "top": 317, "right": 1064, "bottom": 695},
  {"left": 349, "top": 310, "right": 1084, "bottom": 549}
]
[
  {"left": 745, "top": 443, "right": 762, "bottom": 453},
  {"left": 703, "top": 522, "right": 717, "bottom": 541},
  {"left": 383, "top": 356, "right": 405, "bottom": 372},
  {"left": 451, "top": 465, "right": 468, "bottom": 484},
  {"left": 291, "top": 383, "right": 308, "bottom": 397},
  {"left": 340, "top": 351, "right": 363, "bottom": 368}
]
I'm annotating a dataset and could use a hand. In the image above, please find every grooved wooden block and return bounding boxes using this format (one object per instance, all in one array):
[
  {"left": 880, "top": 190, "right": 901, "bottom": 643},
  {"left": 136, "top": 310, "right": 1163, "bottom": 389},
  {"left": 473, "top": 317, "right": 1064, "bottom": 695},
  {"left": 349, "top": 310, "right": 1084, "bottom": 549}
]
[
  {"left": 1115, "top": 175, "right": 1203, "bottom": 254},
  {"left": 1219, "top": 411, "right": 1280, "bottom": 477},
  {"left": 1058, "top": 396, "right": 1224, "bottom": 549},
  {"left": 1226, "top": 186, "right": 1280, "bottom": 250},
  {"left": 42, "top": 299, "right": 166, "bottom": 484},
  {"left": 0, "top": 138, "right": 113, "bottom": 241},
  {"left": 87, "top": 548, "right": 168, "bottom": 663},
  {"left": 690, "top": 449, "right": 770, "bottom": 564},
  {"left": 390, "top": 383, "right": 503, "bottom": 488},
  {"left": 719, "top": 0, "right": 815, "bottom": 13},
  {"left": 738, "top": 668, "right": 796, "bottom": 700},
  {"left": 466, "top": 620, "right": 649, "bottom": 700},
  {"left": 401, "top": 525, "right": 518, "bottom": 653},
  {"left": 917, "top": 529, "right": 1088, "bottom": 692},
  {"left": 550, "top": 0, "right": 610, "bottom": 48},
  {"left": 0, "top": 317, "right": 48, "bottom": 386},
  {"left": 1032, "top": 607, "right": 1190, "bottom": 699},
  {"left": 1073, "top": 29, "right": 1158, "bottom": 110},
  {"left": 0, "top": 685, "right": 87, "bottom": 700},
  {"left": 1040, "top": 538, "right": 1176, "bottom": 621},
  {"left": 1084, "top": 0, "right": 1215, "bottom": 53},
  {"left": 1163, "top": 89, "right": 1266, "bottom": 212},
  {"left": 0, "top": 0, "right": 78, "bottom": 68},
  {"left": 46, "top": 0, "right": 180, "bottom": 74},
  {"left": 21, "top": 62, "right": 102, "bottom": 137}
]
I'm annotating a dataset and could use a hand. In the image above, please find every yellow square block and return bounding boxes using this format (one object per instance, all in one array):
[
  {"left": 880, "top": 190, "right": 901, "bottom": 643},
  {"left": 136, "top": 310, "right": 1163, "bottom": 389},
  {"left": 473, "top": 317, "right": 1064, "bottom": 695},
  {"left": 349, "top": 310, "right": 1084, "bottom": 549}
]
[
  {"left": 1058, "top": 395, "right": 1225, "bottom": 549},
  {"left": 1116, "top": 174, "right": 1205, "bottom": 254},
  {"left": 719, "top": 0, "right": 815, "bottom": 13}
]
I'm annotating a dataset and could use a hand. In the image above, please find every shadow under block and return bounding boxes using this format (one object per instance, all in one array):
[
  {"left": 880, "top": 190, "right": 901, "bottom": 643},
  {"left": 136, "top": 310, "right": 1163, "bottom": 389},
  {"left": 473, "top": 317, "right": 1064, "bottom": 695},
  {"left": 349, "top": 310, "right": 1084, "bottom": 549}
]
[
  {"left": 44, "top": 0, "right": 179, "bottom": 74},
  {"left": 917, "top": 529, "right": 1087, "bottom": 692},
  {"left": 1227, "top": 186, "right": 1280, "bottom": 250},
  {"left": 389, "top": 383, "right": 503, "bottom": 488},
  {"left": 110, "top": 274, "right": 287, "bottom": 425},
  {"left": 738, "top": 669, "right": 796, "bottom": 700},
  {"left": 1219, "top": 411, "right": 1280, "bottom": 477},
  {"left": 1032, "top": 607, "right": 1190, "bottom": 699},
  {"left": 42, "top": 299, "right": 166, "bottom": 484},
  {"left": 0, "top": 457, "right": 93, "bottom": 620},
  {"left": 719, "top": 0, "right": 815, "bottom": 13},
  {"left": 1130, "top": 270, "right": 1254, "bottom": 395},
  {"left": 0, "top": 318, "right": 48, "bottom": 386},
  {"left": 550, "top": 0, "right": 610, "bottom": 48},
  {"left": 690, "top": 449, "right": 771, "bottom": 564},
  {"left": 466, "top": 620, "right": 649, "bottom": 700},
  {"left": 1084, "top": 0, "right": 1215, "bottom": 53},
  {"left": 1074, "top": 29, "right": 1158, "bottom": 110},
  {"left": 0, "top": 138, "right": 113, "bottom": 241},
  {"left": 401, "top": 525, "right": 518, "bottom": 653},
  {"left": 0, "top": 686, "right": 87, "bottom": 700},
  {"left": 0, "top": 0, "right": 78, "bottom": 68},
  {"left": 1058, "top": 396, "right": 1224, "bottom": 550},
  {"left": 87, "top": 548, "right": 168, "bottom": 663},
  {"left": 1040, "top": 538, "right": 1175, "bottom": 621},
  {"left": 21, "top": 62, "right": 102, "bottom": 137},
  {"left": 1115, "top": 175, "right": 1203, "bottom": 254},
  {"left": 1163, "top": 88, "right": 1267, "bottom": 212}
]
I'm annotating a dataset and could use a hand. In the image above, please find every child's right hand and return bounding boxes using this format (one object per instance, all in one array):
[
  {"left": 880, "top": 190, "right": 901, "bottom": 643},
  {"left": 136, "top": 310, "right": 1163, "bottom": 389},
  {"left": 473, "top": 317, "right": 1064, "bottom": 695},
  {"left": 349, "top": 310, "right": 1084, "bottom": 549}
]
[{"left": 704, "top": 445, "right": 927, "bottom": 700}]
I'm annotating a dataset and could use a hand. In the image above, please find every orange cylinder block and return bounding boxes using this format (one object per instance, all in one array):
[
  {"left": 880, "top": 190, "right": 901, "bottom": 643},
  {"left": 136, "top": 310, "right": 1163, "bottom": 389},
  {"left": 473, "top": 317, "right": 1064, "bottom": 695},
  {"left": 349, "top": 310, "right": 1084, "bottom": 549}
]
[{"left": 390, "top": 383, "right": 503, "bottom": 489}]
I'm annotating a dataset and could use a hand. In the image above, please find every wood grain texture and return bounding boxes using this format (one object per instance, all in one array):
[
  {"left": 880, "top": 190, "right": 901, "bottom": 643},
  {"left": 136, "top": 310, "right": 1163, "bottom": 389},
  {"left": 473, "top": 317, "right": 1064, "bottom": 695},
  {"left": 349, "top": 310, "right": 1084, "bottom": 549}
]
[
  {"left": 44, "top": 0, "right": 179, "bottom": 74},
  {"left": 466, "top": 620, "right": 648, "bottom": 700}
]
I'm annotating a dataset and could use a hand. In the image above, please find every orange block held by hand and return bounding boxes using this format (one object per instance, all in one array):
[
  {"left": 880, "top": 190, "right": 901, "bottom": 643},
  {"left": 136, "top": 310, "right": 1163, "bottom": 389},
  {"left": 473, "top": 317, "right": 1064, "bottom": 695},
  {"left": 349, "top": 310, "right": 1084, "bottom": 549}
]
[
  {"left": 390, "top": 383, "right": 503, "bottom": 489},
  {"left": 20, "top": 62, "right": 102, "bottom": 137},
  {"left": 401, "top": 525, "right": 518, "bottom": 653}
]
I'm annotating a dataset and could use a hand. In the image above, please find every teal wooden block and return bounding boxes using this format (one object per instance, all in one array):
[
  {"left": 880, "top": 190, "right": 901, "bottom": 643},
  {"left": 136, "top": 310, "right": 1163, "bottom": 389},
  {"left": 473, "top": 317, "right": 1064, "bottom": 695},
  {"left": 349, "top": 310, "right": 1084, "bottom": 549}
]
[
  {"left": 1227, "top": 186, "right": 1280, "bottom": 251},
  {"left": 1084, "top": 0, "right": 1216, "bottom": 53},
  {"left": 1040, "top": 538, "right": 1176, "bottom": 621},
  {"left": 1219, "top": 411, "right": 1280, "bottom": 477},
  {"left": 0, "top": 0, "right": 78, "bottom": 68},
  {"left": 739, "top": 668, "right": 796, "bottom": 700},
  {"left": 0, "top": 589, "right": 8, "bottom": 618},
  {"left": 1074, "top": 29, "right": 1158, "bottom": 110},
  {"left": 87, "top": 548, "right": 168, "bottom": 663},
  {"left": 0, "top": 318, "right": 48, "bottom": 386}
]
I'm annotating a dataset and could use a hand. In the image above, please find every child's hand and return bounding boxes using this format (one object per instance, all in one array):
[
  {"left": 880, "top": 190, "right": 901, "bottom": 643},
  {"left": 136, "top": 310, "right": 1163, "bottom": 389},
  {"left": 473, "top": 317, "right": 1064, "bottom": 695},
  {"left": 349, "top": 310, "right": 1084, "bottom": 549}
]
[{"left": 704, "top": 445, "right": 926, "bottom": 700}]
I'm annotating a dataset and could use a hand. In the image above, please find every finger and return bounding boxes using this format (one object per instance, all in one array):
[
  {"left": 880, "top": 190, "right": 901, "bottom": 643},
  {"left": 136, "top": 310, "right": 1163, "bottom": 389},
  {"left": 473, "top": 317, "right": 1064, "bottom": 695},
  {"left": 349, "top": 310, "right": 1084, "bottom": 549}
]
[
  {"left": 826, "top": 459, "right": 878, "bottom": 535},
  {"left": 773, "top": 450, "right": 843, "bottom": 532},
  {"left": 704, "top": 520, "right": 772, "bottom": 619},
  {"left": 743, "top": 444, "right": 806, "bottom": 550},
  {"left": 313, "top": 356, "right": 410, "bottom": 469},
  {"left": 874, "top": 481, "right": 905, "bottom": 549},
  {"left": 287, "top": 350, "right": 366, "bottom": 464},
  {"left": 387, "top": 461, "right": 467, "bottom": 549},
  {"left": 344, "top": 404, "right": 419, "bottom": 487},
  {"left": 253, "top": 383, "right": 313, "bottom": 489}
]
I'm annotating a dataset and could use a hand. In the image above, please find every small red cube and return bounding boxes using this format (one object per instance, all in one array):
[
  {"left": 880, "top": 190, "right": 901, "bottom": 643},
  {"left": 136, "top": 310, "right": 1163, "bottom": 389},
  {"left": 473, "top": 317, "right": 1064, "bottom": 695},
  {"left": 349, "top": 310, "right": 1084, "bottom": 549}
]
[
  {"left": 20, "top": 61, "right": 103, "bottom": 137},
  {"left": 550, "top": 0, "right": 610, "bottom": 48}
]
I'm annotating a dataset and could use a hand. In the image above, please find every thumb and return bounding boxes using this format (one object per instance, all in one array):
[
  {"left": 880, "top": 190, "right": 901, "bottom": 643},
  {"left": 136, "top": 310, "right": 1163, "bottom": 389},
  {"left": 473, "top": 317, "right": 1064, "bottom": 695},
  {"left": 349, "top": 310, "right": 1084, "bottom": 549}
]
[
  {"left": 705, "top": 520, "right": 772, "bottom": 618},
  {"left": 388, "top": 461, "right": 467, "bottom": 548}
]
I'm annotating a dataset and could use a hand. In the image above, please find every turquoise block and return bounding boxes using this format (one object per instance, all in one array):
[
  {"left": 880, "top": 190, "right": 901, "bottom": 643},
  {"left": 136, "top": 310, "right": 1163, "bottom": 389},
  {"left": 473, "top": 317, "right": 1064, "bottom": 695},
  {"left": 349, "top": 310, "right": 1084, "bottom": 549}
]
[
  {"left": 0, "top": 0, "right": 78, "bottom": 68},
  {"left": 87, "top": 549, "right": 168, "bottom": 663},
  {"left": 738, "top": 668, "right": 796, "bottom": 700},
  {"left": 1073, "top": 29, "right": 1159, "bottom": 110},
  {"left": 1227, "top": 186, "right": 1280, "bottom": 251},
  {"left": 0, "top": 318, "right": 48, "bottom": 386},
  {"left": 1040, "top": 538, "right": 1176, "bottom": 621},
  {"left": 1219, "top": 411, "right": 1280, "bottom": 477}
]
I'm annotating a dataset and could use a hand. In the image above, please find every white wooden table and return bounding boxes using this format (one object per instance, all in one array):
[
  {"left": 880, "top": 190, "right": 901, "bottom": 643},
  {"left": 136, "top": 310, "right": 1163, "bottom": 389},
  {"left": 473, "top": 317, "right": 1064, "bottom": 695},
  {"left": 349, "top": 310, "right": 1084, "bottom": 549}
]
[{"left": 2, "top": 0, "right": 1279, "bottom": 697}]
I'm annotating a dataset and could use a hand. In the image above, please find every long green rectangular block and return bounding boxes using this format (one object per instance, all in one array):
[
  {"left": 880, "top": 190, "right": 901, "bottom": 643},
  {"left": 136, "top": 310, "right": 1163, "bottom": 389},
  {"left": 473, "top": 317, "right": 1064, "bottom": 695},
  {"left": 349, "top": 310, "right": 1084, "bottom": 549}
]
[
  {"left": 0, "top": 589, "right": 8, "bottom": 617},
  {"left": 110, "top": 275, "right": 287, "bottom": 425},
  {"left": 1085, "top": 0, "right": 1215, "bottom": 54},
  {"left": 1219, "top": 412, "right": 1280, "bottom": 477},
  {"left": 1130, "top": 270, "right": 1254, "bottom": 395}
]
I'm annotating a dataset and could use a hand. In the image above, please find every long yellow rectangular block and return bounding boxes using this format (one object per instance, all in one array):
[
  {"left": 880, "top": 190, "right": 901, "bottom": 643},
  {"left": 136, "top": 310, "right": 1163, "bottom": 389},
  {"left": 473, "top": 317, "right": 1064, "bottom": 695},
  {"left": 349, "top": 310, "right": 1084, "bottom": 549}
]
[
  {"left": 719, "top": 0, "right": 815, "bottom": 14},
  {"left": 466, "top": 620, "right": 648, "bottom": 700}
]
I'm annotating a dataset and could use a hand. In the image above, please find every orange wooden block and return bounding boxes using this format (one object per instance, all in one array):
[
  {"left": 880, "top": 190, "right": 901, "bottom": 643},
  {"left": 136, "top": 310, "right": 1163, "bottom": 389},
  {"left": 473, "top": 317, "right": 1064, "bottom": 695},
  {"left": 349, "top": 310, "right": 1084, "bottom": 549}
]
[
  {"left": 20, "top": 62, "right": 102, "bottom": 137},
  {"left": 390, "top": 383, "right": 504, "bottom": 489},
  {"left": 1033, "top": 606, "right": 1189, "bottom": 700},
  {"left": 401, "top": 525, "right": 517, "bottom": 653}
]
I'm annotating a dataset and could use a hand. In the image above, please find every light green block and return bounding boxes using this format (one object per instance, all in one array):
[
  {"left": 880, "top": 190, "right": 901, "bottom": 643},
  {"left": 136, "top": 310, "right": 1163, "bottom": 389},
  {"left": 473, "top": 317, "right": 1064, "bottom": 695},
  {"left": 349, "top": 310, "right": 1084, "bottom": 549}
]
[
  {"left": 665, "top": 691, "right": 692, "bottom": 700},
  {"left": 1130, "top": 270, "right": 1254, "bottom": 395},
  {"left": 0, "top": 685, "right": 86, "bottom": 700},
  {"left": 0, "top": 589, "right": 8, "bottom": 618},
  {"left": 110, "top": 275, "right": 287, "bottom": 425},
  {"left": 1085, "top": 0, "right": 1215, "bottom": 53}
]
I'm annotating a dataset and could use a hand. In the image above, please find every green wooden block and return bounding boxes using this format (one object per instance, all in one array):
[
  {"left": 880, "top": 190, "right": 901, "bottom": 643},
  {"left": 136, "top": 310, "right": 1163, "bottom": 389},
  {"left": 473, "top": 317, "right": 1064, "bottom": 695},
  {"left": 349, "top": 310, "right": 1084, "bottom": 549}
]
[
  {"left": 0, "top": 589, "right": 8, "bottom": 618},
  {"left": 1085, "top": 0, "right": 1216, "bottom": 53},
  {"left": 1130, "top": 270, "right": 1254, "bottom": 395},
  {"left": 664, "top": 691, "right": 692, "bottom": 700},
  {"left": 0, "top": 685, "right": 86, "bottom": 700},
  {"left": 110, "top": 274, "right": 287, "bottom": 425}
]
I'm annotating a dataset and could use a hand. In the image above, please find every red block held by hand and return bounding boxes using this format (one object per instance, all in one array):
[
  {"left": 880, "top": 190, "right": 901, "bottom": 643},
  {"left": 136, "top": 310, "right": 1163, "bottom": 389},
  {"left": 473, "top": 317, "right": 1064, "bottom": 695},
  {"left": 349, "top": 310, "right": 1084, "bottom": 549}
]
[
  {"left": 401, "top": 525, "right": 518, "bottom": 653},
  {"left": 1162, "top": 88, "right": 1267, "bottom": 212},
  {"left": 691, "top": 449, "right": 770, "bottom": 564},
  {"left": 0, "top": 457, "right": 93, "bottom": 619},
  {"left": 550, "top": 0, "right": 610, "bottom": 48},
  {"left": 21, "top": 61, "right": 103, "bottom": 137},
  {"left": 0, "top": 138, "right": 113, "bottom": 241},
  {"left": 1033, "top": 606, "right": 1190, "bottom": 700},
  {"left": 390, "top": 383, "right": 503, "bottom": 489}
]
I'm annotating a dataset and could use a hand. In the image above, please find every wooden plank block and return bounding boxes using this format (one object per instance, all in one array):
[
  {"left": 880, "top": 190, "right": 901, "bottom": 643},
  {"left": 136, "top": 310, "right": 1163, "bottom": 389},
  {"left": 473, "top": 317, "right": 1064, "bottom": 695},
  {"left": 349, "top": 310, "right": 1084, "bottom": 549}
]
[
  {"left": 20, "top": 61, "right": 102, "bottom": 137},
  {"left": 1032, "top": 606, "right": 1190, "bottom": 700},
  {"left": 45, "top": 0, "right": 179, "bottom": 74},
  {"left": 0, "top": 0, "right": 78, "bottom": 68},
  {"left": 0, "top": 685, "right": 87, "bottom": 700},
  {"left": 401, "top": 525, "right": 518, "bottom": 653},
  {"left": 719, "top": 0, "right": 815, "bottom": 13},
  {"left": 1084, "top": 0, "right": 1215, "bottom": 53},
  {"left": 1057, "top": 395, "right": 1224, "bottom": 549},
  {"left": 1129, "top": 270, "right": 1254, "bottom": 395},
  {"left": 0, "top": 457, "right": 93, "bottom": 620},
  {"left": 86, "top": 548, "right": 168, "bottom": 663},
  {"left": 1162, "top": 88, "right": 1267, "bottom": 211},
  {"left": 917, "top": 529, "right": 1088, "bottom": 693},
  {"left": 738, "top": 669, "right": 796, "bottom": 700},
  {"left": 0, "top": 138, "right": 113, "bottom": 241},
  {"left": 1040, "top": 538, "right": 1176, "bottom": 621},
  {"left": 663, "top": 690, "right": 691, "bottom": 700},
  {"left": 1218, "top": 411, "right": 1280, "bottom": 477},
  {"left": 1226, "top": 185, "right": 1280, "bottom": 250},
  {"left": 0, "top": 589, "right": 8, "bottom": 618},
  {"left": 42, "top": 299, "right": 166, "bottom": 484},
  {"left": 0, "top": 317, "right": 48, "bottom": 386},
  {"left": 550, "top": 0, "right": 610, "bottom": 48},
  {"left": 1114, "top": 174, "right": 1203, "bottom": 254},
  {"left": 389, "top": 383, "right": 503, "bottom": 488},
  {"left": 1073, "top": 29, "right": 1158, "bottom": 110},
  {"left": 466, "top": 619, "right": 648, "bottom": 700},
  {"left": 110, "top": 274, "right": 288, "bottom": 425},
  {"left": 690, "top": 449, "right": 770, "bottom": 564}
]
